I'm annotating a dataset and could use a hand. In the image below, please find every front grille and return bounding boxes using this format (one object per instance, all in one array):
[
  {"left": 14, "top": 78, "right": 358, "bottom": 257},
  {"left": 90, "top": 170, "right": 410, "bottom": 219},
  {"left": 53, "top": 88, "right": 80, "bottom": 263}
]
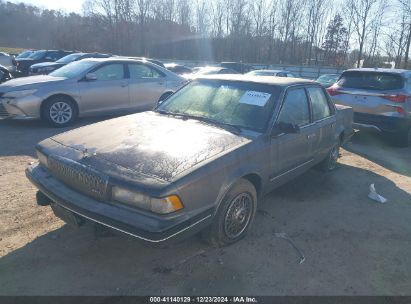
[
  {"left": 48, "top": 155, "right": 109, "bottom": 201},
  {"left": 0, "top": 102, "right": 9, "bottom": 117}
]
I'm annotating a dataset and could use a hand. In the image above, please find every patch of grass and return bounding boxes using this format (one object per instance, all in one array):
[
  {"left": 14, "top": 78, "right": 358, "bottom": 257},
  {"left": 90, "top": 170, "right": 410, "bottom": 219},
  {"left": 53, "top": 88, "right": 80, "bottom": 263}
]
[{"left": 0, "top": 46, "right": 26, "bottom": 55}]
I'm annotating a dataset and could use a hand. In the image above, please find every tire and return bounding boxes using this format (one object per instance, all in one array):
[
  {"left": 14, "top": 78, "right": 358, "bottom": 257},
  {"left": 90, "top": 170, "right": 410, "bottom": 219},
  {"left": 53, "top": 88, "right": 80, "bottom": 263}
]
[
  {"left": 201, "top": 178, "right": 257, "bottom": 247},
  {"left": 41, "top": 96, "right": 78, "bottom": 127},
  {"left": 318, "top": 141, "right": 340, "bottom": 172},
  {"left": 157, "top": 92, "right": 173, "bottom": 106}
]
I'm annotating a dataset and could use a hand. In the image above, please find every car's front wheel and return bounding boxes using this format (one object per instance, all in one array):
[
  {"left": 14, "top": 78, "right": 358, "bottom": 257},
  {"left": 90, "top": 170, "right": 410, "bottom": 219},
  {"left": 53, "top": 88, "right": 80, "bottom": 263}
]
[
  {"left": 202, "top": 178, "right": 257, "bottom": 247},
  {"left": 42, "top": 96, "right": 78, "bottom": 127}
]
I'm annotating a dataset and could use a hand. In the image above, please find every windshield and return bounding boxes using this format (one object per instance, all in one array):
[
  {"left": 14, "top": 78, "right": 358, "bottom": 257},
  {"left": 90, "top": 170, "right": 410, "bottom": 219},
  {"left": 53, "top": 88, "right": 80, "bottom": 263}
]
[
  {"left": 28, "top": 50, "right": 46, "bottom": 60},
  {"left": 338, "top": 71, "right": 404, "bottom": 90},
  {"left": 49, "top": 60, "right": 96, "bottom": 79},
  {"left": 56, "top": 53, "right": 84, "bottom": 64},
  {"left": 157, "top": 80, "right": 280, "bottom": 132},
  {"left": 16, "top": 51, "right": 33, "bottom": 59},
  {"left": 194, "top": 68, "right": 221, "bottom": 75}
]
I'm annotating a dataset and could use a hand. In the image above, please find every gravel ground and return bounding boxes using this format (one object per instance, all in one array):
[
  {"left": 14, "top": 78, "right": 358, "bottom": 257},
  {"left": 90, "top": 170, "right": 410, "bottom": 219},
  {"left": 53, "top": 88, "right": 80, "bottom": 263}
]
[{"left": 0, "top": 117, "right": 410, "bottom": 296}]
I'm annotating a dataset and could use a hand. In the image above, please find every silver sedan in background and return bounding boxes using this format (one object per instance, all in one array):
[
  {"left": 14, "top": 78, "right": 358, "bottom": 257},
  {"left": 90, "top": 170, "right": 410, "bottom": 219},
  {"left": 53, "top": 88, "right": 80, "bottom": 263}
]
[{"left": 0, "top": 58, "right": 185, "bottom": 127}]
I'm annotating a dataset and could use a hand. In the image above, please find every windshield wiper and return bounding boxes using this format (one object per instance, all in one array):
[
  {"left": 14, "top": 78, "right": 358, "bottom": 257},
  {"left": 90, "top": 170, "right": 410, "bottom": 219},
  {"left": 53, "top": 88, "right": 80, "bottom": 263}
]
[{"left": 157, "top": 110, "right": 242, "bottom": 134}]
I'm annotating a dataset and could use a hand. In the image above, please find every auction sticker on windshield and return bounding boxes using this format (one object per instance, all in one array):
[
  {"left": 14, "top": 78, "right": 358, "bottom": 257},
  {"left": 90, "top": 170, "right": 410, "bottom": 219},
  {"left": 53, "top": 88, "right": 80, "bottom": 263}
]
[{"left": 239, "top": 91, "right": 271, "bottom": 106}]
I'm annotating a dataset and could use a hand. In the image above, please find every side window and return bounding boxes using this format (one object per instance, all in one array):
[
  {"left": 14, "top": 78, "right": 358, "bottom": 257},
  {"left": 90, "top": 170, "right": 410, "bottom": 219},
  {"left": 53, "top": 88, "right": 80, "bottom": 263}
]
[
  {"left": 129, "top": 64, "right": 162, "bottom": 79},
  {"left": 45, "top": 52, "right": 59, "bottom": 61},
  {"left": 94, "top": 64, "right": 124, "bottom": 81},
  {"left": 307, "top": 87, "right": 332, "bottom": 121},
  {"left": 277, "top": 88, "right": 310, "bottom": 126},
  {"left": 287, "top": 73, "right": 295, "bottom": 77},
  {"left": 277, "top": 72, "right": 286, "bottom": 77}
]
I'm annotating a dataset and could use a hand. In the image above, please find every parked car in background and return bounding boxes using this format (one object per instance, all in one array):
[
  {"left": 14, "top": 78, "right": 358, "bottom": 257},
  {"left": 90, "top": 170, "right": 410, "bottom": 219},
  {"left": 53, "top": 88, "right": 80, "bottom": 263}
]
[
  {"left": 29, "top": 52, "right": 112, "bottom": 75},
  {"left": 327, "top": 68, "right": 411, "bottom": 146},
  {"left": 26, "top": 75, "right": 353, "bottom": 246},
  {"left": 0, "top": 58, "right": 185, "bottom": 127},
  {"left": 220, "top": 62, "right": 254, "bottom": 74},
  {"left": 316, "top": 74, "right": 340, "bottom": 88},
  {"left": 15, "top": 50, "right": 34, "bottom": 59},
  {"left": 164, "top": 63, "right": 192, "bottom": 75},
  {"left": 0, "top": 52, "right": 17, "bottom": 72},
  {"left": 246, "top": 69, "right": 295, "bottom": 78},
  {"left": 0, "top": 65, "right": 13, "bottom": 83},
  {"left": 183, "top": 66, "right": 239, "bottom": 80},
  {"left": 16, "top": 50, "right": 75, "bottom": 75}
]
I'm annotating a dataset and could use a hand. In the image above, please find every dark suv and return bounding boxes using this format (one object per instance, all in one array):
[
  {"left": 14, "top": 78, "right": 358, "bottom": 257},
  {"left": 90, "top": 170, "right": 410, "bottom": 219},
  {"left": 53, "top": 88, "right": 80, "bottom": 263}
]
[
  {"left": 29, "top": 52, "right": 111, "bottom": 75},
  {"left": 16, "top": 50, "right": 75, "bottom": 75},
  {"left": 327, "top": 68, "right": 411, "bottom": 146}
]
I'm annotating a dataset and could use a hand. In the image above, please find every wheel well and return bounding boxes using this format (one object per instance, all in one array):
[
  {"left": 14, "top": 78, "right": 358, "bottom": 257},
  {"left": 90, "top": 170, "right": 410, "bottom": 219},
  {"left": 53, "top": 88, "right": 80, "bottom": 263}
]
[
  {"left": 159, "top": 91, "right": 173, "bottom": 100},
  {"left": 242, "top": 173, "right": 262, "bottom": 197},
  {"left": 40, "top": 94, "right": 79, "bottom": 117}
]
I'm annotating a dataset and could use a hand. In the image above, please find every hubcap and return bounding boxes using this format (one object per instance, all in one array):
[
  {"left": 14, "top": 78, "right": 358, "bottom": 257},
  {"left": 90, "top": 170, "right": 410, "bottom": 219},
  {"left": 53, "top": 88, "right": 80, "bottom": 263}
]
[
  {"left": 49, "top": 101, "right": 72, "bottom": 124},
  {"left": 224, "top": 193, "right": 253, "bottom": 239}
]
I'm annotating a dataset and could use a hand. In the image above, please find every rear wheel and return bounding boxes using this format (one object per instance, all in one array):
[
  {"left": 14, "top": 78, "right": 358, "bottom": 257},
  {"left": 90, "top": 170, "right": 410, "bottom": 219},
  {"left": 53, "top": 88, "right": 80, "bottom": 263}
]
[
  {"left": 318, "top": 141, "right": 340, "bottom": 172},
  {"left": 42, "top": 96, "right": 78, "bottom": 127},
  {"left": 157, "top": 92, "right": 173, "bottom": 106},
  {"left": 201, "top": 179, "right": 257, "bottom": 247}
]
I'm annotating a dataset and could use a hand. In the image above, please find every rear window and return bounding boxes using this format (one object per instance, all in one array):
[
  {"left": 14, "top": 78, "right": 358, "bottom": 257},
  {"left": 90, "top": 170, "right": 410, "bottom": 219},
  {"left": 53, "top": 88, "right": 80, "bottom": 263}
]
[{"left": 338, "top": 71, "right": 404, "bottom": 90}]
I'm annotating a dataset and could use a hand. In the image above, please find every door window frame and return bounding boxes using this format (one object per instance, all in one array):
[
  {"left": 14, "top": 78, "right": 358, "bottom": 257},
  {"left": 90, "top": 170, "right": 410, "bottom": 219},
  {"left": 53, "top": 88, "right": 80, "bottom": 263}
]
[
  {"left": 273, "top": 85, "right": 313, "bottom": 130},
  {"left": 85, "top": 61, "right": 127, "bottom": 81},
  {"left": 125, "top": 62, "right": 166, "bottom": 79},
  {"left": 305, "top": 85, "right": 336, "bottom": 122}
]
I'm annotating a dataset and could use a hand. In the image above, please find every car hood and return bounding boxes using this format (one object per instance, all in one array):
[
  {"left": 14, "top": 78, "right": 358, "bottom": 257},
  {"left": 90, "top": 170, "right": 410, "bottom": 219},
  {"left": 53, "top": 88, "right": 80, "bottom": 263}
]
[
  {"left": 50, "top": 111, "right": 251, "bottom": 183},
  {"left": 0, "top": 75, "right": 66, "bottom": 91}
]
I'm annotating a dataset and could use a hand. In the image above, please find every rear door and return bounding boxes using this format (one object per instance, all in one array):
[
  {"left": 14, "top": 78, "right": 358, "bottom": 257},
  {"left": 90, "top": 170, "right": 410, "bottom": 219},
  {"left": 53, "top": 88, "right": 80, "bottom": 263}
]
[
  {"left": 127, "top": 63, "right": 167, "bottom": 110},
  {"left": 306, "top": 86, "right": 337, "bottom": 157},
  {"left": 78, "top": 62, "right": 130, "bottom": 114},
  {"left": 270, "top": 87, "right": 317, "bottom": 183},
  {"left": 330, "top": 71, "right": 406, "bottom": 117}
]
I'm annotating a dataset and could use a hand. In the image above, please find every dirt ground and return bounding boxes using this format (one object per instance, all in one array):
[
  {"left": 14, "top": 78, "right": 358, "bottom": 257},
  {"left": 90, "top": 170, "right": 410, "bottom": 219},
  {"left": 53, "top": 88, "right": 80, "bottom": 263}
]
[{"left": 0, "top": 116, "right": 410, "bottom": 296}]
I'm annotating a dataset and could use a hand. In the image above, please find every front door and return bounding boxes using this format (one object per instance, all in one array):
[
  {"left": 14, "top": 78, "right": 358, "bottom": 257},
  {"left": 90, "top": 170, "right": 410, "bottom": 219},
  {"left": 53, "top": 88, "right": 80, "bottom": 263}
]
[
  {"left": 270, "top": 87, "right": 316, "bottom": 185},
  {"left": 78, "top": 63, "right": 129, "bottom": 115}
]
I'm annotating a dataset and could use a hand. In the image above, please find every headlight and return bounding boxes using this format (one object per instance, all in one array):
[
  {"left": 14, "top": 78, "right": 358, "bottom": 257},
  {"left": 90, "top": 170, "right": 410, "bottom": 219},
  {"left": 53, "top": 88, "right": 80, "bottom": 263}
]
[
  {"left": 3, "top": 89, "right": 37, "bottom": 98},
  {"left": 36, "top": 150, "right": 48, "bottom": 167},
  {"left": 112, "top": 186, "right": 183, "bottom": 214}
]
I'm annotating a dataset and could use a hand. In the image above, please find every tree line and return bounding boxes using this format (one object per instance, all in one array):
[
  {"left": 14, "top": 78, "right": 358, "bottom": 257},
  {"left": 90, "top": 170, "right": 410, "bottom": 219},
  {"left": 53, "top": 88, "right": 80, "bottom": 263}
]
[{"left": 1, "top": 0, "right": 410, "bottom": 68}]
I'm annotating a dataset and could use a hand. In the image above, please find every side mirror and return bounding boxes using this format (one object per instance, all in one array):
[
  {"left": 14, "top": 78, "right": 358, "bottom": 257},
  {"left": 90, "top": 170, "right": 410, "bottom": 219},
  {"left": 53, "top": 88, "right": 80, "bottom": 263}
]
[
  {"left": 85, "top": 73, "right": 97, "bottom": 81},
  {"left": 272, "top": 122, "right": 300, "bottom": 135}
]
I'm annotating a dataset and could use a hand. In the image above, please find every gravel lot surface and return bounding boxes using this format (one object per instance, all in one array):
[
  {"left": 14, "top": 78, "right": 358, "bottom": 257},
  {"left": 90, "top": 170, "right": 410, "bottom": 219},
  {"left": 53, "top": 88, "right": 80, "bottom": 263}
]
[{"left": 0, "top": 117, "right": 410, "bottom": 295}]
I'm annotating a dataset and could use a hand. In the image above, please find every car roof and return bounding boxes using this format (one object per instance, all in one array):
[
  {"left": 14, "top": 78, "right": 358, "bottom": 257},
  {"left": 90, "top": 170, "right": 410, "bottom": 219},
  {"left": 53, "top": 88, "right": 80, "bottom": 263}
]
[
  {"left": 345, "top": 68, "right": 409, "bottom": 75},
  {"left": 195, "top": 74, "right": 315, "bottom": 87}
]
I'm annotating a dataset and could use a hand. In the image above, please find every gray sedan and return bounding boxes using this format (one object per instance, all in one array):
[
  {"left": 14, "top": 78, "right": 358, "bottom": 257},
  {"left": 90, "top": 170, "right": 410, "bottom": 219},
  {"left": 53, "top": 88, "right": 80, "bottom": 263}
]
[
  {"left": 0, "top": 58, "right": 185, "bottom": 127},
  {"left": 27, "top": 75, "right": 353, "bottom": 246}
]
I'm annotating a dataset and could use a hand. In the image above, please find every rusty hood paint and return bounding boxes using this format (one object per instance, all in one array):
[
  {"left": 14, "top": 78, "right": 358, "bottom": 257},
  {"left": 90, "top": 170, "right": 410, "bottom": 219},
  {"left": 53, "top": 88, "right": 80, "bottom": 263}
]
[{"left": 50, "top": 111, "right": 251, "bottom": 183}]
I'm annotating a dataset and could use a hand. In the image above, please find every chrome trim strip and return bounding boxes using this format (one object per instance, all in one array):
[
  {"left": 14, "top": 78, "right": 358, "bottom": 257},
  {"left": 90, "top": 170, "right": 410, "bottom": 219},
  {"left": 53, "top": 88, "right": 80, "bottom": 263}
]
[
  {"left": 54, "top": 203, "right": 212, "bottom": 243},
  {"left": 270, "top": 159, "right": 314, "bottom": 182},
  {"left": 353, "top": 123, "right": 382, "bottom": 132}
]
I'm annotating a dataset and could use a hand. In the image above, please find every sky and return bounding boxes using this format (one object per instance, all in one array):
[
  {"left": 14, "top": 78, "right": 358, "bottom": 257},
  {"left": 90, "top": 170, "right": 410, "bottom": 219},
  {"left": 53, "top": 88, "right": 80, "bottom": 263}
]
[{"left": 8, "top": 0, "right": 84, "bottom": 13}]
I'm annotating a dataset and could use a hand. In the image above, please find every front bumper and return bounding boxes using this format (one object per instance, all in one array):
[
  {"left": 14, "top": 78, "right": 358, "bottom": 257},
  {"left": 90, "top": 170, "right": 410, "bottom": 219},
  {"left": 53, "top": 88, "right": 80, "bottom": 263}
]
[
  {"left": 0, "top": 95, "right": 42, "bottom": 119},
  {"left": 26, "top": 164, "right": 213, "bottom": 243},
  {"left": 353, "top": 112, "right": 410, "bottom": 134}
]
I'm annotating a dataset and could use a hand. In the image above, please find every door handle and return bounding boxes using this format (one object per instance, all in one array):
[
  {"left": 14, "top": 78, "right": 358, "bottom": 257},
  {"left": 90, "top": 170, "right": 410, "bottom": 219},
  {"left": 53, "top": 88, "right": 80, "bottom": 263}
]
[
  {"left": 120, "top": 82, "right": 128, "bottom": 88},
  {"left": 307, "top": 133, "right": 316, "bottom": 140}
]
